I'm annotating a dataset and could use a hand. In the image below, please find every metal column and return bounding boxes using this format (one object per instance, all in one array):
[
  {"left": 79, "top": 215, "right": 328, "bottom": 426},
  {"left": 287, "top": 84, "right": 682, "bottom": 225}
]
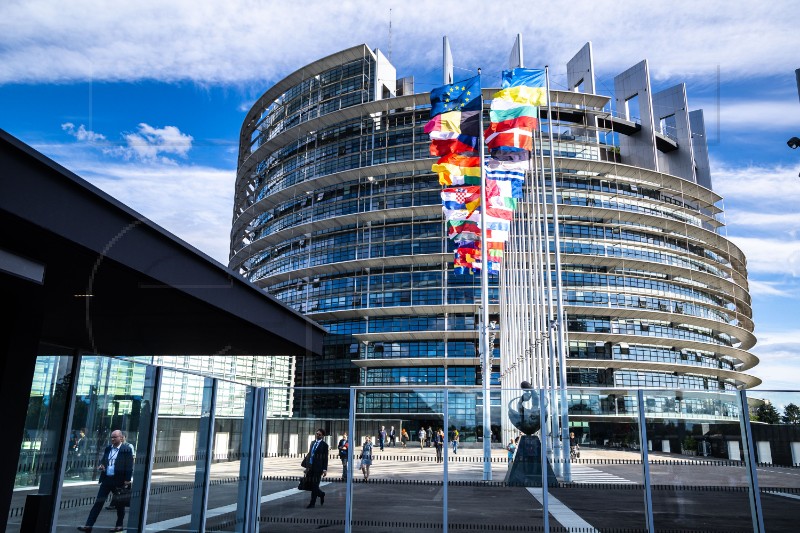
[
  {"left": 236, "top": 386, "right": 266, "bottom": 532},
  {"left": 190, "top": 378, "right": 217, "bottom": 533},
  {"left": 345, "top": 387, "right": 356, "bottom": 533},
  {"left": 46, "top": 353, "right": 82, "bottom": 533},
  {"left": 636, "top": 390, "right": 655, "bottom": 533},
  {"left": 128, "top": 365, "right": 162, "bottom": 532},
  {"left": 739, "top": 390, "right": 766, "bottom": 533}
]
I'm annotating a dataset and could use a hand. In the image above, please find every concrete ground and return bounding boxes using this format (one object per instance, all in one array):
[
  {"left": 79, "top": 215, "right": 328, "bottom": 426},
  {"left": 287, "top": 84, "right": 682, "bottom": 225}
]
[{"left": 8, "top": 445, "right": 800, "bottom": 532}]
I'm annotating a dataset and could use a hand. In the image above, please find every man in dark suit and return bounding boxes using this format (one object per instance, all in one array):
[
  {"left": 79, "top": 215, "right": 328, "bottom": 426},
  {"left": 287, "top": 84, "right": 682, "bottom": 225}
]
[
  {"left": 78, "top": 429, "right": 133, "bottom": 532},
  {"left": 303, "top": 428, "right": 328, "bottom": 508}
]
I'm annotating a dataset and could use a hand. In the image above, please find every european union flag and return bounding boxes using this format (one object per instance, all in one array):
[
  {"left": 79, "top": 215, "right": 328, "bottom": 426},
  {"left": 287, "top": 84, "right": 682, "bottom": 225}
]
[{"left": 429, "top": 75, "right": 482, "bottom": 119}]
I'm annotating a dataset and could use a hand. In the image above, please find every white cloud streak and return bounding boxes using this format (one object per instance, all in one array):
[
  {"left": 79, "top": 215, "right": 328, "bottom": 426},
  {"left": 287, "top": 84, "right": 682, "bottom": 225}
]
[
  {"left": 62, "top": 122, "right": 106, "bottom": 142},
  {"left": 117, "top": 124, "right": 194, "bottom": 163},
  {"left": 62, "top": 122, "right": 195, "bottom": 163},
  {"left": 79, "top": 159, "right": 233, "bottom": 263},
  {"left": 728, "top": 236, "right": 800, "bottom": 277},
  {"left": 0, "top": 1, "right": 797, "bottom": 86},
  {"left": 39, "top": 135, "right": 231, "bottom": 263},
  {"left": 746, "top": 280, "right": 795, "bottom": 298},
  {"left": 750, "top": 330, "right": 800, "bottom": 390}
]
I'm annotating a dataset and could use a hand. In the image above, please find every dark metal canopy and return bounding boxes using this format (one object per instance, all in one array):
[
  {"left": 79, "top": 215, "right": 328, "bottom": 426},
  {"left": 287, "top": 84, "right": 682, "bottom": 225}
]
[{"left": 0, "top": 128, "right": 325, "bottom": 357}]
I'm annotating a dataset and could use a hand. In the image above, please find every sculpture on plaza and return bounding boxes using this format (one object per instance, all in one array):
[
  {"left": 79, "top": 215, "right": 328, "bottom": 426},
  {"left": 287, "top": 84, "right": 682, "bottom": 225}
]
[
  {"left": 507, "top": 381, "right": 543, "bottom": 435},
  {"left": 505, "top": 381, "right": 557, "bottom": 486}
]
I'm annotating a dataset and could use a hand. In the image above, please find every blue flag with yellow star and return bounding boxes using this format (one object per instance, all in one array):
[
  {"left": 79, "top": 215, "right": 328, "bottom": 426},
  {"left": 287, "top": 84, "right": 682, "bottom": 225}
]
[{"left": 429, "top": 75, "right": 482, "bottom": 119}]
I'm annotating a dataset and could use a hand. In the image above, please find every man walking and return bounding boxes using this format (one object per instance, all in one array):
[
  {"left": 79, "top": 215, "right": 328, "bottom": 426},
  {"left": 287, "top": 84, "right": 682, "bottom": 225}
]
[
  {"left": 389, "top": 426, "right": 396, "bottom": 447},
  {"left": 337, "top": 432, "right": 349, "bottom": 480},
  {"left": 452, "top": 429, "right": 460, "bottom": 454},
  {"left": 303, "top": 428, "right": 328, "bottom": 508},
  {"left": 378, "top": 426, "right": 387, "bottom": 452},
  {"left": 77, "top": 429, "right": 133, "bottom": 532}
]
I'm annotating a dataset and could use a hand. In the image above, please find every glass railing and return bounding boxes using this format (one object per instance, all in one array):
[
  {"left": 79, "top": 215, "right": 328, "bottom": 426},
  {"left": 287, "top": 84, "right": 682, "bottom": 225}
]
[{"left": 9, "top": 355, "right": 799, "bottom": 532}]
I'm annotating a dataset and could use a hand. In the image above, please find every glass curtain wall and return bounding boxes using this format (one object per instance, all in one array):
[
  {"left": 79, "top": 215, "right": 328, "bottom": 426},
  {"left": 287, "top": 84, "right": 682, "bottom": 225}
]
[
  {"left": 8, "top": 353, "right": 76, "bottom": 533},
  {"left": 12, "top": 355, "right": 800, "bottom": 532},
  {"left": 749, "top": 390, "right": 800, "bottom": 532},
  {"left": 258, "top": 387, "right": 351, "bottom": 533}
]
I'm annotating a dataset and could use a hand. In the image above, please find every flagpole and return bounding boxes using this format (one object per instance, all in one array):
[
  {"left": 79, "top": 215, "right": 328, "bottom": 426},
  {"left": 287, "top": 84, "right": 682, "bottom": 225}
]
[
  {"left": 477, "top": 68, "right": 492, "bottom": 481},
  {"left": 545, "top": 66, "right": 571, "bottom": 481},
  {"left": 536, "top": 122, "right": 559, "bottom": 476}
]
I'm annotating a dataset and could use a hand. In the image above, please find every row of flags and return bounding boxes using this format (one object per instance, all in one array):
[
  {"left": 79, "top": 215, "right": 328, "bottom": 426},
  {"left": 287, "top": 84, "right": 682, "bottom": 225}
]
[{"left": 425, "top": 68, "right": 547, "bottom": 274}]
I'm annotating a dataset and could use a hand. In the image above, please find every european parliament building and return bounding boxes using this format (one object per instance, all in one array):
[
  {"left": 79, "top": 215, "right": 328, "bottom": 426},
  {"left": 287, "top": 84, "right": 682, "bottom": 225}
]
[
  {"left": 8, "top": 42, "right": 798, "bottom": 533},
  {"left": 230, "top": 42, "right": 759, "bottom": 435}
]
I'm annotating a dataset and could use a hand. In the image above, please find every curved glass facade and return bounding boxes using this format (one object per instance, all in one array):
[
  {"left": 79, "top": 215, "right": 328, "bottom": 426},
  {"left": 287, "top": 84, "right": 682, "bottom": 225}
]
[{"left": 231, "top": 44, "right": 759, "bottom": 422}]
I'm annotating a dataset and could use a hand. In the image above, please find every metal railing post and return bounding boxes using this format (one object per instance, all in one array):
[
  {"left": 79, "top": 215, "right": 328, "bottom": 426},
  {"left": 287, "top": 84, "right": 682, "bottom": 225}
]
[
  {"left": 345, "top": 387, "right": 356, "bottom": 533},
  {"left": 636, "top": 390, "right": 655, "bottom": 533},
  {"left": 739, "top": 390, "right": 765, "bottom": 533},
  {"left": 190, "top": 378, "right": 217, "bottom": 533}
]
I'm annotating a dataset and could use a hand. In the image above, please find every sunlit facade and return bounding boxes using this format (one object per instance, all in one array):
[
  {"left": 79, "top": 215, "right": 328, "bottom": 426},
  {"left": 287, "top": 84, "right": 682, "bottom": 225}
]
[{"left": 230, "top": 43, "right": 759, "bottom": 429}]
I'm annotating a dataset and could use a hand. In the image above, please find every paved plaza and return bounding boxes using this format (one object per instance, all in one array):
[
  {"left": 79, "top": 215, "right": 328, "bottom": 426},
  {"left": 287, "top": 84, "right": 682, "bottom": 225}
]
[{"left": 9, "top": 446, "right": 800, "bottom": 532}]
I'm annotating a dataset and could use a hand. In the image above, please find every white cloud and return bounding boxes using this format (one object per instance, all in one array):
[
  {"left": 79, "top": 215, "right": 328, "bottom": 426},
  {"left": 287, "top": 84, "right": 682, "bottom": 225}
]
[
  {"left": 33, "top": 140, "right": 233, "bottom": 263},
  {"left": 694, "top": 99, "right": 800, "bottom": 132},
  {"left": 749, "top": 330, "right": 800, "bottom": 390},
  {"left": 727, "top": 236, "right": 800, "bottom": 277},
  {"left": 61, "top": 122, "right": 106, "bottom": 142},
  {"left": 116, "top": 123, "right": 194, "bottom": 163},
  {"left": 747, "top": 279, "right": 795, "bottom": 298},
  {"left": 80, "top": 161, "right": 231, "bottom": 262},
  {"left": 0, "top": 1, "right": 797, "bottom": 86},
  {"left": 712, "top": 160, "right": 800, "bottom": 205},
  {"left": 61, "top": 122, "right": 194, "bottom": 163}
]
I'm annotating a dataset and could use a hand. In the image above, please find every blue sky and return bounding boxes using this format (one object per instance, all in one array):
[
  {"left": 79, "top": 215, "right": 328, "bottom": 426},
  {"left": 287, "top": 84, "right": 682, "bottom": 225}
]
[{"left": 1, "top": 1, "right": 799, "bottom": 390}]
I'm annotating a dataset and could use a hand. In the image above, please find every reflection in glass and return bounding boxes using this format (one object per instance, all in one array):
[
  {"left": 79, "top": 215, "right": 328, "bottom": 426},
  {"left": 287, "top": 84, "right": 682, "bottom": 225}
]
[{"left": 8, "top": 355, "right": 75, "bottom": 533}]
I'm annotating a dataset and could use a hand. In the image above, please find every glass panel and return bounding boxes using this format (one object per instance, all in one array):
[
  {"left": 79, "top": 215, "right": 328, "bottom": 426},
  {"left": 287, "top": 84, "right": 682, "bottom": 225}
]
[
  {"left": 205, "top": 380, "right": 248, "bottom": 531},
  {"left": 145, "top": 370, "right": 212, "bottom": 531},
  {"left": 259, "top": 387, "right": 349, "bottom": 532},
  {"left": 448, "top": 387, "right": 550, "bottom": 530},
  {"left": 8, "top": 354, "right": 75, "bottom": 533},
  {"left": 645, "top": 389, "right": 753, "bottom": 531},
  {"left": 352, "top": 387, "right": 444, "bottom": 532},
  {"left": 553, "top": 387, "right": 648, "bottom": 532},
  {"left": 56, "top": 356, "right": 151, "bottom": 531},
  {"left": 749, "top": 390, "right": 800, "bottom": 531}
]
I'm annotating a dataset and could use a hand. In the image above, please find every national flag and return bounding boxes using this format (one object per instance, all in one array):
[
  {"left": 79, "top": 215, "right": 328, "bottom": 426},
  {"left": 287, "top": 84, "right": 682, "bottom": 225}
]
[
  {"left": 446, "top": 210, "right": 482, "bottom": 241},
  {"left": 430, "top": 135, "right": 480, "bottom": 156},
  {"left": 441, "top": 186, "right": 481, "bottom": 213},
  {"left": 471, "top": 259, "right": 501, "bottom": 275},
  {"left": 433, "top": 154, "right": 481, "bottom": 186},
  {"left": 429, "top": 75, "right": 482, "bottom": 118},
  {"left": 485, "top": 158, "right": 526, "bottom": 198},
  {"left": 480, "top": 213, "right": 512, "bottom": 232},
  {"left": 485, "top": 128, "right": 533, "bottom": 151},
  {"left": 482, "top": 181, "right": 516, "bottom": 219},
  {"left": 453, "top": 241, "right": 504, "bottom": 274},
  {"left": 489, "top": 101, "right": 539, "bottom": 124},
  {"left": 447, "top": 221, "right": 480, "bottom": 242},
  {"left": 484, "top": 115, "right": 538, "bottom": 134},
  {"left": 425, "top": 109, "right": 480, "bottom": 139},
  {"left": 454, "top": 240, "right": 504, "bottom": 269},
  {"left": 486, "top": 229, "right": 509, "bottom": 242},
  {"left": 445, "top": 210, "right": 511, "bottom": 239},
  {"left": 489, "top": 147, "right": 530, "bottom": 162},
  {"left": 501, "top": 68, "right": 546, "bottom": 106}
]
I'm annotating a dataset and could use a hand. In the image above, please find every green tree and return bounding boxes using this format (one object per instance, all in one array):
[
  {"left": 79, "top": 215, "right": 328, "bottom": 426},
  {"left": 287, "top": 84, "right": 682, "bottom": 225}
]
[
  {"left": 754, "top": 403, "right": 780, "bottom": 424},
  {"left": 782, "top": 403, "right": 800, "bottom": 424}
]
